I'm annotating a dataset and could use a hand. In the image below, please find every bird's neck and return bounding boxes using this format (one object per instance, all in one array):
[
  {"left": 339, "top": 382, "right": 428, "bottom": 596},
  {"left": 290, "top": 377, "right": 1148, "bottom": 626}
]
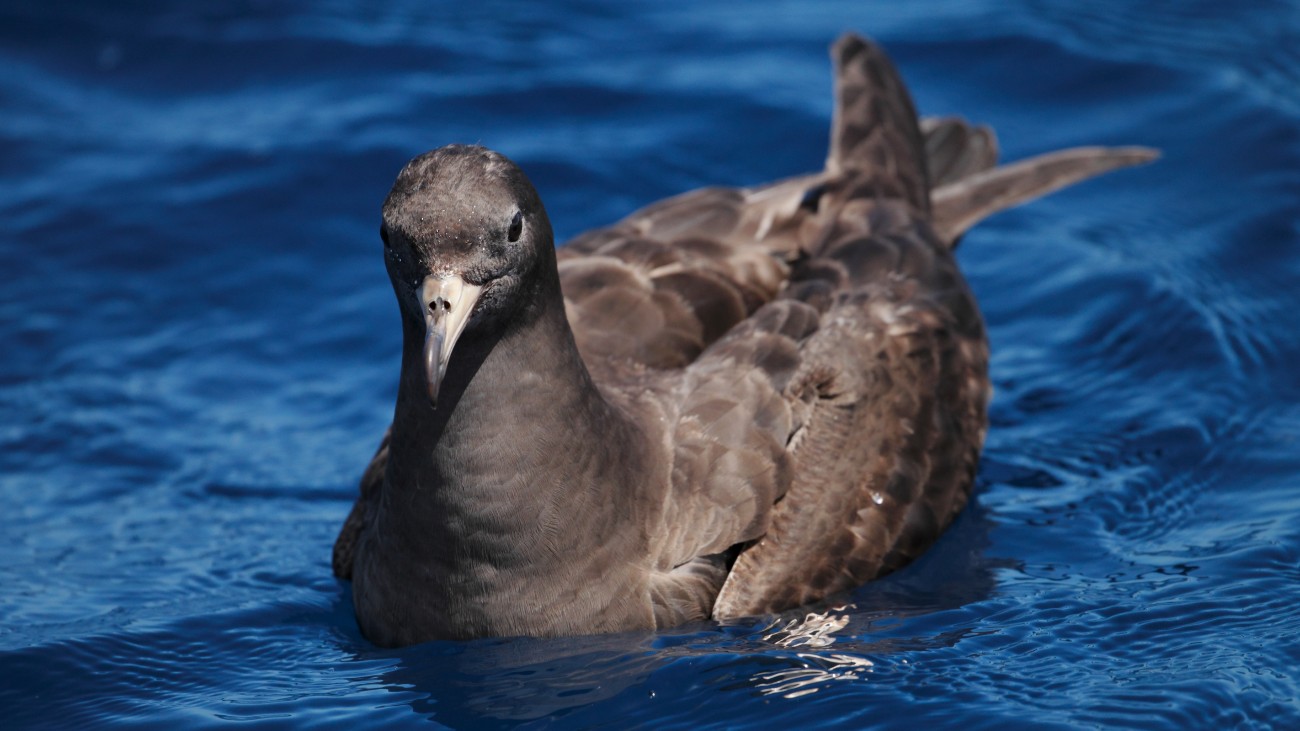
[{"left": 383, "top": 276, "right": 644, "bottom": 546}]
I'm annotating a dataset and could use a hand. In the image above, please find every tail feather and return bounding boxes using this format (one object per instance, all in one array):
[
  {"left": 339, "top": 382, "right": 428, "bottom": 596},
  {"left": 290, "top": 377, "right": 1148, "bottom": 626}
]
[
  {"left": 823, "top": 36, "right": 1157, "bottom": 251},
  {"left": 826, "top": 34, "right": 930, "bottom": 211},
  {"left": 932, "top": 146, "right": 1159, "bottom": 248},
  {"left": 921, "top": 117, "right": 999, "bottom": 187}
]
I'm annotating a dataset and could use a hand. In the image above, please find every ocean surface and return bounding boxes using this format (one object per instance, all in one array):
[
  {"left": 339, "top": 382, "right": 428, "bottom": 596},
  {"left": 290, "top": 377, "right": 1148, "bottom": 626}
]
[{"left": 3, "top": 1, "right": 1299, "bottom": 728}]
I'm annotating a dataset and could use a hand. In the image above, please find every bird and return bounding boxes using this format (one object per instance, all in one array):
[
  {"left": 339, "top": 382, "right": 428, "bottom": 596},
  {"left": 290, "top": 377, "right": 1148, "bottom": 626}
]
[{"left": 332, "top": 33, "right": 1155, "bottom": 647}]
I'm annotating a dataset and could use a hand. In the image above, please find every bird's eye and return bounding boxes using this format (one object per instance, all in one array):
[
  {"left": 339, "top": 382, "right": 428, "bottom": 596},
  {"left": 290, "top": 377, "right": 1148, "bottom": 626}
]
[
  {"left": 380, "top": 225, "right": 391, "bottom": 249},
  {"left": 507, "top": 211, "right": 523, "bottom": 243}
]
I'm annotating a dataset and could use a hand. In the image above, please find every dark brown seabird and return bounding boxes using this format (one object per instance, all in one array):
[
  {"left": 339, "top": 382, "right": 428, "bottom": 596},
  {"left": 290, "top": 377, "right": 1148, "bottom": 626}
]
[{"left": 332, "top": 34, "right": 1155, "bottom": 647}]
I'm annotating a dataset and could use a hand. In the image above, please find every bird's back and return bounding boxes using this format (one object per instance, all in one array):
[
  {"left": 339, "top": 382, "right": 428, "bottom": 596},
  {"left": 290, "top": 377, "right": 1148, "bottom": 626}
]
[{"left": 542, "top": 36, "right": 980, "bottom": 620}]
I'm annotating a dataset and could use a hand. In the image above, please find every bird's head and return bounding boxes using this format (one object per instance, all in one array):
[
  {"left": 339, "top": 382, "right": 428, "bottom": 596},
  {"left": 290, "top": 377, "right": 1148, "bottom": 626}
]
[{"left": 379, "top": 145, "right": 554, "bottom": 406}]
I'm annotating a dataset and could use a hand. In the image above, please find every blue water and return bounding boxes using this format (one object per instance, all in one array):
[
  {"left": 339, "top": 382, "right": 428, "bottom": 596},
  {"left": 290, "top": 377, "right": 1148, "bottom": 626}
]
[{"left": 3, "top": 1, "right": 1299, "bottom": 728}]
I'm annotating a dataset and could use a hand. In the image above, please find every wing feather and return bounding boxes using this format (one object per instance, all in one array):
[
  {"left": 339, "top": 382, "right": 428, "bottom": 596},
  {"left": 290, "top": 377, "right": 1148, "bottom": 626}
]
[{"left": 332, "top": 430, "right": 389, "bottom": 580}]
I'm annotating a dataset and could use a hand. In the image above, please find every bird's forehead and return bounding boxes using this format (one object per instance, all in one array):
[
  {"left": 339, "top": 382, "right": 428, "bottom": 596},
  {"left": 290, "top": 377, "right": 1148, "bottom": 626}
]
[
  {"left": 403, "top": 147, "right": 516, "bottom": 197},
  {"left": 384, "top": 149, "right": 519, "bottom": 235}
]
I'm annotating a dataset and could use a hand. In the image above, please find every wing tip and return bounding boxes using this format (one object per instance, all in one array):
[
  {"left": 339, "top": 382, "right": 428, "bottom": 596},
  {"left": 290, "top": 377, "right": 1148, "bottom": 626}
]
[{"left": 932, "top": 144, "right": 1161, "bottom": 247}]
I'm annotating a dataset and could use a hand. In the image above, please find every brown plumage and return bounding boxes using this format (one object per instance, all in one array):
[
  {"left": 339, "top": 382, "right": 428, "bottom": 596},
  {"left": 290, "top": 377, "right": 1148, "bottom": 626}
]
[{"left": 333, "top": 34, "right": 1155, "bottom": 646}]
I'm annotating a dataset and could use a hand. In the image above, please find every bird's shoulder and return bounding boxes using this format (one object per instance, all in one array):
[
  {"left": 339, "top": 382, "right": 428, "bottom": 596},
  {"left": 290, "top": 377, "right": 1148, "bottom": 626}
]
[{"left": 555, "top": 175, "right": 839, "bottom": 378}]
